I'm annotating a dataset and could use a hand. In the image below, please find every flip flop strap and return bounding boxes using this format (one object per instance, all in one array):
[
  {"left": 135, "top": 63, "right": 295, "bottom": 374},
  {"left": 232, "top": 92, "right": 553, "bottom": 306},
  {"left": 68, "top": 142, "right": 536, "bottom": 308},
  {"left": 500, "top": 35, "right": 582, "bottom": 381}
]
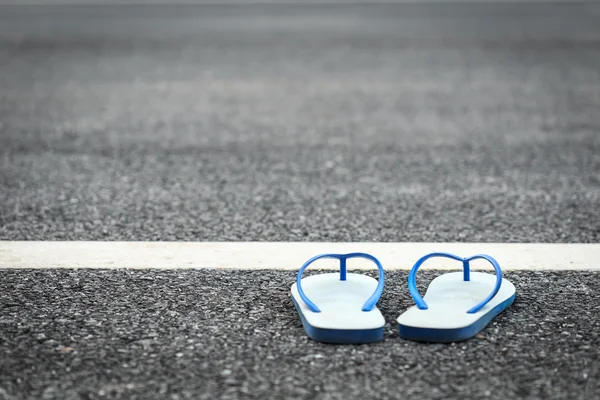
[
  {"left": 408, "top": 252, "right": 503, "bottom": 314},
  {"left": 296, "top": 252, "right": 385, "bottom": 313}
]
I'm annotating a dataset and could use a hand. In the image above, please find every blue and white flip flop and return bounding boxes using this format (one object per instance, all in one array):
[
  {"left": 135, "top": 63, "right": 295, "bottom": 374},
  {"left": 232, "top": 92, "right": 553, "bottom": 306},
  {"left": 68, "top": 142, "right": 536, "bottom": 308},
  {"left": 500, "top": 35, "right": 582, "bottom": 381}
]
[
  {"left": 290, "top": 253, "right": 386, "bottom": 344},
  {"left": 397, "top": 252, "right": 515, "bottom": 343}
]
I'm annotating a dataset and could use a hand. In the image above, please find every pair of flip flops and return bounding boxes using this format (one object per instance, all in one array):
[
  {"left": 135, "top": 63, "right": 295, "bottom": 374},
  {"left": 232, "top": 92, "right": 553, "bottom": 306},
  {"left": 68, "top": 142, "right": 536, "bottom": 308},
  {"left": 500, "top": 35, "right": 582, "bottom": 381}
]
[{"left": 290, "top": 252, "right": 516, "bottom": 344}]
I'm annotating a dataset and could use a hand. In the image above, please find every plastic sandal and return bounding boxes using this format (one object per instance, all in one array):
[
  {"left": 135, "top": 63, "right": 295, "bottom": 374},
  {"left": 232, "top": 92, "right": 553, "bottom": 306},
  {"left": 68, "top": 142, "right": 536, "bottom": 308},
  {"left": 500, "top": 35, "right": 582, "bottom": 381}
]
[
  {"left": 290, "top": 253, "right": 386, "bottom": 344},
  {"left": 397, "top": 252, "right": 515, "bottom": 343}
]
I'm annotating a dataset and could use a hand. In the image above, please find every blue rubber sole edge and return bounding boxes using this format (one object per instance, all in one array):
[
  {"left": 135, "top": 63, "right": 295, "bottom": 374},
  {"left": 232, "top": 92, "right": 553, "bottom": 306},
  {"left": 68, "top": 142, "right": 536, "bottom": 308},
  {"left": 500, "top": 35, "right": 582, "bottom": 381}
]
[
  {"left": 291, "top": 296, "right": 384, "bottom": 344},
  {"left": 398, "top": 293, "right": 516, "bottom": 343}
]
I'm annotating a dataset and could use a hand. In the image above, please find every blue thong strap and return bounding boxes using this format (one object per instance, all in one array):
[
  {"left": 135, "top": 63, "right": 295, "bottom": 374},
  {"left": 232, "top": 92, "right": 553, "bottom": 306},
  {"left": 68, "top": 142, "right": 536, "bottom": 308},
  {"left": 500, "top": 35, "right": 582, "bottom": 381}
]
[
  {"left": 296, "top": 252, "right": 385, "bottom": 313},
  {"left": 407, "top": 252, "right": 503, "bottom": 314}
]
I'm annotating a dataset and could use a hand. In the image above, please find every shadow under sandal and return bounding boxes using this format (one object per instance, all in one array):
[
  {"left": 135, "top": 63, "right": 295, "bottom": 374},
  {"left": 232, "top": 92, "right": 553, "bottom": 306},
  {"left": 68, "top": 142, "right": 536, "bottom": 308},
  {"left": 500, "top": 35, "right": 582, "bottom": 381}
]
[
  {"left": 397, "top": 252, "right": 516, "bottom": 343},
  {"left": 290, "top": 253, "right": 386, "bottom": 344}
]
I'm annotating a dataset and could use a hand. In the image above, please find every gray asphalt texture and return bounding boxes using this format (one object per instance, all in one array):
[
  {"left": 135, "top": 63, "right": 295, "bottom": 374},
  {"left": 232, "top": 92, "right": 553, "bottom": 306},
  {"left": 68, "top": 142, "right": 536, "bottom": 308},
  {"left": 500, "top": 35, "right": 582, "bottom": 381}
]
[
  {"left": 1, "top": 3, "right": 600, "bottom": 400},
  {"left": 0, "top": 269, "right": 599, "bottom": 400},
  {"left": 1, "top": 2, "right": 600, "bottom": 242}
]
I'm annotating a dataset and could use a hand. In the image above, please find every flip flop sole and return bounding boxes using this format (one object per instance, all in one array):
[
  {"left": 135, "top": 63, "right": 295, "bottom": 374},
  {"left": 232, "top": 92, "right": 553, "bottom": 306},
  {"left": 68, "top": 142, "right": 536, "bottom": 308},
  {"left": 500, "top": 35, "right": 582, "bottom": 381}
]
[
  {"left": 398, "top": 293, "right": 515, "bottom": 342},
  {"left": 291, "top": 273, "right": 385, "bottom": 344},
  {"left": 397, "top": 271, "right": 516, "bottom": 343},
  {"left": 291, "top": 296, "right": 385, "bottom": 344}
]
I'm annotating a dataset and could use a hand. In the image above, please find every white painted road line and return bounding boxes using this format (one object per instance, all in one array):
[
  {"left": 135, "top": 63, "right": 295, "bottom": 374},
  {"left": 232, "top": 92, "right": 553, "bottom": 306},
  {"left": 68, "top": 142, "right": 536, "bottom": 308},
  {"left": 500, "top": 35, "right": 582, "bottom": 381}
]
[{"left": 0, "top": 241, "right": 598, "bottom": 270}]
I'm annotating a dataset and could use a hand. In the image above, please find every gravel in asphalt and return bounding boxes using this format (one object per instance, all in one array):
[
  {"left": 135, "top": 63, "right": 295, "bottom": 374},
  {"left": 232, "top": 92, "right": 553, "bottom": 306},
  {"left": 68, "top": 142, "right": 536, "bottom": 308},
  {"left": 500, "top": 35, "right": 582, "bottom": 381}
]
[
  {"left": 1, "top": 269, "right": 599, "bottom": 400},
  {"left": 1, "top": 3, "right": 599, "bottom": 242}
]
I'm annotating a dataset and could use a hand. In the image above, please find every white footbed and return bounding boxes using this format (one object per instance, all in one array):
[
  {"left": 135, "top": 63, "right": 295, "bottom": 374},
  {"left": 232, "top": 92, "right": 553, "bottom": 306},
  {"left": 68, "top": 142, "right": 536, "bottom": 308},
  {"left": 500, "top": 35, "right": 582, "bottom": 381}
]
[
  {"left": 290, "top": 273, "right": 385, "bottom": 330},
  {"left": 397, "top": 272, "right": 516, "bottom": 329}
]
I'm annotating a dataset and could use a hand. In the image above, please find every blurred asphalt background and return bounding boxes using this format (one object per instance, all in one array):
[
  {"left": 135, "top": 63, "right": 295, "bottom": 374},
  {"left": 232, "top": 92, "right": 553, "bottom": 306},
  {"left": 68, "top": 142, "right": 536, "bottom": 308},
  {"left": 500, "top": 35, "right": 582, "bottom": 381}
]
[
  {"left": 0, "top": 1, "right": 599, "bottom": 399},
  {"left": 1, "top": 1, "right": 599, "bottom": 242}
]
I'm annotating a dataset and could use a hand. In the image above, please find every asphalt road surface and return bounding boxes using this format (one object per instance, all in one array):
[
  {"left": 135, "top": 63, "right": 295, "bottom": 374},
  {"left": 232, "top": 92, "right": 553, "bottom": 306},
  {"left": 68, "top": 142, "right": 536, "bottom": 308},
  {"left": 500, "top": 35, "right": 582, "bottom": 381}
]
[
  {"left": 1, "top": 2, "right": 599, "bottom": 242},
  {"left": 0, "top": 269, "right": 599, "bottom": 400},
  {"left": 1, "top": 2, "right": 600, "bottom": 400}
]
